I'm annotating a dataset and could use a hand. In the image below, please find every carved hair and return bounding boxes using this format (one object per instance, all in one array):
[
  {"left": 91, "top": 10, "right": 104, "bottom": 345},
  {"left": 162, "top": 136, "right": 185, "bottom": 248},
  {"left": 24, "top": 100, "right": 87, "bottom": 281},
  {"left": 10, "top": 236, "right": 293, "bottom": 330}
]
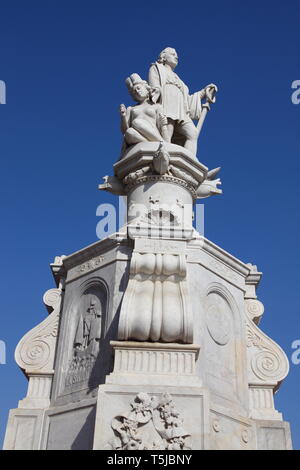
[
  {"left": 157, "top": 47, "right": 176, "bottom": 64},
  {"left": 126, "top": 73, "right": 150, "bottom": 99}
]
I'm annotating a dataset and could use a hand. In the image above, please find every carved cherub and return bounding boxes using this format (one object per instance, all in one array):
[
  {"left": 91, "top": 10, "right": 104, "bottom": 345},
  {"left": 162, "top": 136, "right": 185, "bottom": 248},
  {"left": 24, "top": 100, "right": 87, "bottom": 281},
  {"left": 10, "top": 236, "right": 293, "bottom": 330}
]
[{"left": 120, "top": 73, "right": 169, "bottom": 151}]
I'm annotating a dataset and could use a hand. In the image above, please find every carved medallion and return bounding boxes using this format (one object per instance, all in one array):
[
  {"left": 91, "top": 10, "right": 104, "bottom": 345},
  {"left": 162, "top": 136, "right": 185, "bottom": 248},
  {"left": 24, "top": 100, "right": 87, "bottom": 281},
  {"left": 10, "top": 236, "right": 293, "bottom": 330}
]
[
  {"left": 212, "top": 419, "right": 221, "bottom": 433},
  {"left": 206, "top": 293, "right": 232, "bottom": 346},
  {"left": 241, "top": 428, "right": 250, "bottom": 444}
]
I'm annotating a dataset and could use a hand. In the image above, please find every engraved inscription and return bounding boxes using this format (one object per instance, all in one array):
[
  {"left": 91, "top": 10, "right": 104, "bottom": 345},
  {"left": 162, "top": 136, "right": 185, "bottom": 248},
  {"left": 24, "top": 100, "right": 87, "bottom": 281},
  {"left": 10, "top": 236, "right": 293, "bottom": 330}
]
[
  {"left": 136, "top": 238, "right": 186, "bottom": 254},
  {"left": 77, "top": 256, "right": 105, "bottom": 274},
  {"left": 209, "top": 258, "right": 239, "bottom": 282}
]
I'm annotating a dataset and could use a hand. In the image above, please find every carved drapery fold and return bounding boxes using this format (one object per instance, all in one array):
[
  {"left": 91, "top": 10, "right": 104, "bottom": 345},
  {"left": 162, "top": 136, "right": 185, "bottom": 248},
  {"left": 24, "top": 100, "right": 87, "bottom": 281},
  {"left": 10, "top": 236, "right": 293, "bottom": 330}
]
[{"left": 118, "top": 246, "right": 193, "bottom": 343}]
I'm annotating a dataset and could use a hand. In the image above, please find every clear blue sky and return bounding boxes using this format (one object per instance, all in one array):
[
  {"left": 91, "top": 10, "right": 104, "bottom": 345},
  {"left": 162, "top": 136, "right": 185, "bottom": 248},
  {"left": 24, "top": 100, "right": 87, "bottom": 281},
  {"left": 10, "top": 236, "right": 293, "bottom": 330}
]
[{"left": 0, "top": 0, "right": 299, "bottom": 449}]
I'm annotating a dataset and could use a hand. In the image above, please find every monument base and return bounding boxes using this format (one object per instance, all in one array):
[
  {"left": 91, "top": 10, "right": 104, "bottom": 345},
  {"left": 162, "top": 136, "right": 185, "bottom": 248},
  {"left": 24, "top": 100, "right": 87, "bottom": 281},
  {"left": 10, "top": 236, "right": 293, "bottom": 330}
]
[
  {"left": 92, "top": 341, "right": 292, "bottom": 450},
  {"left": 93, "top": 383, "right": 292, "bottom": 450},
  {"left": 3, "top": 232, "right": 293, "bottom": 450}
]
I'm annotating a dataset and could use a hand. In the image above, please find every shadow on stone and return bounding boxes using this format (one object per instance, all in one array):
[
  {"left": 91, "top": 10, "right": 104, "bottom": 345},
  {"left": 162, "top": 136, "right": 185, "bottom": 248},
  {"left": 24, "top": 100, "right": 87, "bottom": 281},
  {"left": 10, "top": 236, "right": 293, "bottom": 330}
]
[{"left": 71, "top": 406, "right": 96, "bottom": 450}]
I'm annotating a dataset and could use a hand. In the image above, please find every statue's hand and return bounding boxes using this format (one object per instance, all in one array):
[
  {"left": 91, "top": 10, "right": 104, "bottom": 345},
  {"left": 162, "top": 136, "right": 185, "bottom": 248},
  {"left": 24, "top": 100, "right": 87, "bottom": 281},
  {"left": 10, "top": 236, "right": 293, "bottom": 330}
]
[
  {"left": 119, "top": 104, "right": 127, "bottom": 117},
  {"left": 150, "top": 87, "right": 161, "bottom": 103},
  {"left": 205, "top": 84, "right": 218, "bottom": 103},
  {"left": 158, "top": 113, "right": 168, "bottom": 128},
  {"left": 206, "top": 83, "right": 218, "bottom": 91}
]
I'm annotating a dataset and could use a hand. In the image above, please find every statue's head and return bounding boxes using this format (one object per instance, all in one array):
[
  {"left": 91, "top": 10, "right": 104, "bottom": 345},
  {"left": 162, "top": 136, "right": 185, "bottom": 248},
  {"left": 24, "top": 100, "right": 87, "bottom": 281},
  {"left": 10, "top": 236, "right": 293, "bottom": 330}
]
[
  {"left": 126, "top": 73, "right": 150, "bottom": 102},
  {"left": 157, "top": 47, "right": 178, "bottom": 69}
]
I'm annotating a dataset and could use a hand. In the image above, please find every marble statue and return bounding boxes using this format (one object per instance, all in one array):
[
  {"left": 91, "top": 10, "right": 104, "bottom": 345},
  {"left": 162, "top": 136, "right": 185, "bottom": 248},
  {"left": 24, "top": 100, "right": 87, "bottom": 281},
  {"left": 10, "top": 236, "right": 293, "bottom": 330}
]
[
  {"left": 148, "top": 47, "right": 217, "bottom": 155},
  {"left": 120, "top": 73, "right": 169, "bottom": 152},
  {"left": 3, "top": 46, "right": 292, "bottom": 452}
]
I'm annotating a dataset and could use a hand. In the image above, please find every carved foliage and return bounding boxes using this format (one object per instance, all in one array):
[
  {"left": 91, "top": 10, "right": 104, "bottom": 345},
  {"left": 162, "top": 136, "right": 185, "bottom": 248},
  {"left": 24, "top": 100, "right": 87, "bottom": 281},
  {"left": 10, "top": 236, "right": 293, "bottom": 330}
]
[{"left": 110, "top": 392, "right": 191, "bottom": 450}]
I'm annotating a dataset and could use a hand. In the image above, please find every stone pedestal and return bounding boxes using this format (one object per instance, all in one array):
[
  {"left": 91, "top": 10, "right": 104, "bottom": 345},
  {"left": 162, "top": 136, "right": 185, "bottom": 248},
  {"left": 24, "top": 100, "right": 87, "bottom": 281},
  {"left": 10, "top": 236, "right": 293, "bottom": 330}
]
[
  {"left": 3, "top": 143, "right": 292, "bottom": 450},
  {"left": 107, "top": 341, "right": 201, "bottom": 386}
]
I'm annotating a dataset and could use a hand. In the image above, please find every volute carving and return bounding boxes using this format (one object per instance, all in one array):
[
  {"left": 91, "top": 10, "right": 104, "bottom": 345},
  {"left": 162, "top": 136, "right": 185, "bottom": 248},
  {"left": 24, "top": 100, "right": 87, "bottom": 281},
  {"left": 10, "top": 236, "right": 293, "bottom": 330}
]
[
  {"left": 15, "top": 287, "right": 62, "bottom": 375},
  {"left": 246, "top": 319, "right": 289, "bottom": 387},
  {"left": 245, "top": 299, "right": 264, "bottom": 325}
]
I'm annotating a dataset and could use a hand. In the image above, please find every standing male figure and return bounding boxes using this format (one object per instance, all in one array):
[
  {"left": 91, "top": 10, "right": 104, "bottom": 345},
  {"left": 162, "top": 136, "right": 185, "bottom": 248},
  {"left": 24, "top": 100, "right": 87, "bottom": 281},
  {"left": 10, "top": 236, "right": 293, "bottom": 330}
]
[{"left": 148, "top": 47, "right": 217, "bottom": 157}]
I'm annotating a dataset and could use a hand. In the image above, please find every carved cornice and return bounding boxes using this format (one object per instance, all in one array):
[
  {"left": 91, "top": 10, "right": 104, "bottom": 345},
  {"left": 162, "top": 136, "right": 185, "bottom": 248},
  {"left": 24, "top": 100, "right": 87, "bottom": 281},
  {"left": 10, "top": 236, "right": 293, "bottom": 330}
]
[
  {"left": 245, "top": 263, "right": 263, "bottom": 289},
  {"left": 61, "top": 235, "right": 132, "bottom": 272},
  {"left": 201, "top": 239, "right": 253, "bottom": 276},
  {"left": 50, "top": 255, "right": 67, "bottom": 287},
  {"left": 187, "top": 237, "right": 253, "bottom": 281},
  {"left": 126, "top": 174, "right": 197, "bottom": 199}
]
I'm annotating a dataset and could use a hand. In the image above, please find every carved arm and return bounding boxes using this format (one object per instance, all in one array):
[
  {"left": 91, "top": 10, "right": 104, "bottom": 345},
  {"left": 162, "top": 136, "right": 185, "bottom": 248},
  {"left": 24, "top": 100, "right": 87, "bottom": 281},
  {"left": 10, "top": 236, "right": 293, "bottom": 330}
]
[{"left": 119, "top": 104, "right": 130, "bottom": 134}]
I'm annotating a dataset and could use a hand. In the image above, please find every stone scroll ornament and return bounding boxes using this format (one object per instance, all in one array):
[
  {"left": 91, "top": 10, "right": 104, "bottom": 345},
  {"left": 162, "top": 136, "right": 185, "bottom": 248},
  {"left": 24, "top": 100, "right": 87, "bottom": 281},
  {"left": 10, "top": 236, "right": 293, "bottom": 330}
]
[
  {"left": 15, "top": 287, "right": 62, "bottom": 375},
  {"left": 117, "top": 251, "right": 193, "bottom": 343},
  {"left": 244, "top": 299, "right": 289, "bottom": 387},
  {"left": 109, "top": 392, "right": 191, "bottom": 450}
]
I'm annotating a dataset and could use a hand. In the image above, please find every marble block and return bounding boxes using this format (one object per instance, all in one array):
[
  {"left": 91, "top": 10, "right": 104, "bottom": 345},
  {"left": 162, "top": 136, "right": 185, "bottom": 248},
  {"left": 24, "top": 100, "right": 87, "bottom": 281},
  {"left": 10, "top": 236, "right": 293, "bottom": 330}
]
[
  {"left": 106, "top": 341, "right": 201, "bottom": 386},
  {"left": 3, "top": 231, "right": 292, "bottom": 449},
  {"left": 93, "top": 384, "right": 209, "bottom": 450}
]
